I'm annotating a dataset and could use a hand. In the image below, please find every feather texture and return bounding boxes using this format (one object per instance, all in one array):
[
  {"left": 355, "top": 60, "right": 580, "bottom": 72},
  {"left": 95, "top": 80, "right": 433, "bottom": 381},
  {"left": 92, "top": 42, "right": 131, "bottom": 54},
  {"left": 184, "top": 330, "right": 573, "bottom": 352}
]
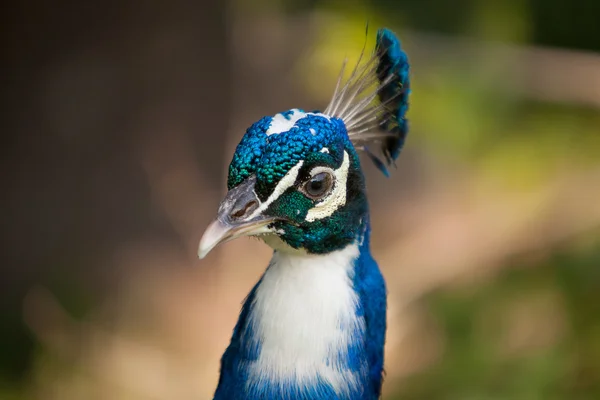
[{"left": 325, "top": 28, "right": 411, "bottom": 176}]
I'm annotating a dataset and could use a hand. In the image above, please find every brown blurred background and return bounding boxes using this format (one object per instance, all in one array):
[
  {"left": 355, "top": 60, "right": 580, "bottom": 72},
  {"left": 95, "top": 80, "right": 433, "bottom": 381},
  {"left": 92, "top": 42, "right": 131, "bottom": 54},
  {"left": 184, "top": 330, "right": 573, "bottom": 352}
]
[{"left": 1, "top": 0, "right": 599, "bottom": 399}]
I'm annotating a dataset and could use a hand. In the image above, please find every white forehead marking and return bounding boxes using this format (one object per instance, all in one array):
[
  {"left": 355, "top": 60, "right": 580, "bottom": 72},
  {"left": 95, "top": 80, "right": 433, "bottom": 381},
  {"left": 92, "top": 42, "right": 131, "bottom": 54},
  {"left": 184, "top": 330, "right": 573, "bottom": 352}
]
[
  {"left": 320, "top": 147, "right": 329, "bottom": 153},
  {"left": 305, "top": 151, "right": 350, "bottom": 222},
  {"left": 246, "top": 159, "right": 304, "bottom": 220},
  {"left": 266, "top": 109, "right": 306, "bottom": 136},
  {"left": 266, "top": 109, "right": 331, "bottom": 136}
]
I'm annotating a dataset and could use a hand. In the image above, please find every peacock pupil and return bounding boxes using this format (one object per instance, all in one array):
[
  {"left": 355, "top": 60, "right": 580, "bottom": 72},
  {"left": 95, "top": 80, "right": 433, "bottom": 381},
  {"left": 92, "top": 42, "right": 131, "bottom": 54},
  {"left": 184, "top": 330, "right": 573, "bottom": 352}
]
[{"left": 305, "top": 172, "right": 332, "bottom": 198}]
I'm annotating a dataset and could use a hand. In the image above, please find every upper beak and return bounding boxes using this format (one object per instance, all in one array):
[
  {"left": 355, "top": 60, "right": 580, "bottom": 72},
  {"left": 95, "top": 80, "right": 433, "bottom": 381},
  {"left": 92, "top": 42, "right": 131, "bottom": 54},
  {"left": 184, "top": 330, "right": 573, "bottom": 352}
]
[{"left": 198, "top": 176, "right": 274, "bottom": 259}]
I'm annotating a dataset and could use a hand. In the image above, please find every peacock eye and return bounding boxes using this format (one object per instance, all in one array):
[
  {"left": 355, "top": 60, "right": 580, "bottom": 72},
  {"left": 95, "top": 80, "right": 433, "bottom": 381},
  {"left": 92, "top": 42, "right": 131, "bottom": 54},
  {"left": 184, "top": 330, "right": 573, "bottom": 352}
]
[{"left": 302, "top": 172, "right": 333, "bottom": 200}]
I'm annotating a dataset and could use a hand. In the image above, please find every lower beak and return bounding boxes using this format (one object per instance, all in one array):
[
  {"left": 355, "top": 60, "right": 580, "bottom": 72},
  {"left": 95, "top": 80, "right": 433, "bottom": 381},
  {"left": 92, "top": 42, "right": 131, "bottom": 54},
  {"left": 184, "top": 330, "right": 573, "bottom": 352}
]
[{"left": 198, "top": 217, "right": 273, "bottom": 259}]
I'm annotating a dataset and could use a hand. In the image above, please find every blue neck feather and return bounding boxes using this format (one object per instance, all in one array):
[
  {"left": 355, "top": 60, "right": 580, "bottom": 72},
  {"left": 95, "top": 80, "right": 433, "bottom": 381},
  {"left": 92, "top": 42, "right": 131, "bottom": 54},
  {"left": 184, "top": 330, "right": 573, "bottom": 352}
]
[{"left": 213, "top": 221, "right": 387, "bottom": 400}]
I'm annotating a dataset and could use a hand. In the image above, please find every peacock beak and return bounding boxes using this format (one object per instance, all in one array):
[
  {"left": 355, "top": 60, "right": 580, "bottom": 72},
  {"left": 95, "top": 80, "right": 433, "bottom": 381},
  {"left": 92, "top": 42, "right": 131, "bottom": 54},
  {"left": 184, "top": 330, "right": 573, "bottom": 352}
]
[{"left": 198, "top": 176, "right": 275, "bottom": 259}]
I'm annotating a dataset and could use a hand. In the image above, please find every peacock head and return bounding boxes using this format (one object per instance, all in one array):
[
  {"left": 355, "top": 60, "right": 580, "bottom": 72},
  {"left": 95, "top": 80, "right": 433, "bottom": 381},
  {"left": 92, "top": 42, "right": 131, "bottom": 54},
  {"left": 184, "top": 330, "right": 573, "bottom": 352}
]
[
  {"left": 198, "top": 28, "right": 410, "bottom": 258},
  {"left": 199, "top": 110, "right": 367, "bottom": 257}
]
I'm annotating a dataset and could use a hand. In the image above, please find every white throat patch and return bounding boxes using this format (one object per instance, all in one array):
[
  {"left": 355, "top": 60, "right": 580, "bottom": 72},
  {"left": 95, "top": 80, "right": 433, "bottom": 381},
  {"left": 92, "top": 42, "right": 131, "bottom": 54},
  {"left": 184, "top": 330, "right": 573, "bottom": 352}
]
[{"left": 245, "top": 243, "right": 365, "bottom": 395}]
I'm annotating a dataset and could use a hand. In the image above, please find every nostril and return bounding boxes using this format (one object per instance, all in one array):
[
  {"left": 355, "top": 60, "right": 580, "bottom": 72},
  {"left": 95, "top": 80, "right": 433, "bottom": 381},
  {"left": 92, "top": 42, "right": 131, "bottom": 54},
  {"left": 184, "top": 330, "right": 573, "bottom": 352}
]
[{"left": 231, "top": 200, "right": 258, "bottom": 219}]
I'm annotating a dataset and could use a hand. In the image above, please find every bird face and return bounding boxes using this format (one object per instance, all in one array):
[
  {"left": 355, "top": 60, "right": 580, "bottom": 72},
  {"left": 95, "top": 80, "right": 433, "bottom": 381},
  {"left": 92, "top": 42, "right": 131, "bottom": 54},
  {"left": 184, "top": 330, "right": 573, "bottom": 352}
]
[{"left": 199, "top": 109, "right": 368, "bottom": 258}]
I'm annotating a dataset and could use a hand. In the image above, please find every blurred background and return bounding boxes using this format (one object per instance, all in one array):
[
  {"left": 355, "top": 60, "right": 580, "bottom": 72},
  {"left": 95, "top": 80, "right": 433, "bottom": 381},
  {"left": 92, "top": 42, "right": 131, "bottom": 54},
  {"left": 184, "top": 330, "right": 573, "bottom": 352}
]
[{"left": 1, "top": 0, "right": 599, "bottom": 398}]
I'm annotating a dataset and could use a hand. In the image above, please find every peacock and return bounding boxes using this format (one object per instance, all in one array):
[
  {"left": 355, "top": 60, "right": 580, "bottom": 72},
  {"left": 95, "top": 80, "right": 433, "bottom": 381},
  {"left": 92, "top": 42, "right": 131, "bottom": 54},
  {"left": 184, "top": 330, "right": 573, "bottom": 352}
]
[{"left": 198, "top": 27, "right": 410, "bottom": 400}]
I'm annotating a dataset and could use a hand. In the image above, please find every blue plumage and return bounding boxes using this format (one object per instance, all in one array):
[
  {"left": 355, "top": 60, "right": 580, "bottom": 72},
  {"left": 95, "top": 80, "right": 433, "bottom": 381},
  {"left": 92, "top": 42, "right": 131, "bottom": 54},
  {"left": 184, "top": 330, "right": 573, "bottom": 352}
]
[
  {"left": 198, "top": 27, "right": 409, "bottom": 400},
  {"left": 352, "top": 224, "right": 388, "bottom": 399},
  {"left": 375, "top": 28, "right": 411, "bottom": 167}
]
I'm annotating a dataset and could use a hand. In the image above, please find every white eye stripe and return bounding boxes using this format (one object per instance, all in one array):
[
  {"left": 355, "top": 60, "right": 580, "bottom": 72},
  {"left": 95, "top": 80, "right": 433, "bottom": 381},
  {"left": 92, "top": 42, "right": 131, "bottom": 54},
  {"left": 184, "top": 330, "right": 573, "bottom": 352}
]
[
  {"left": 246, "top": 160, "right": 304, "bottom": 220},
  {"left": 245, "top": 151, "right": 349, "bottom": 223},
  {"left": 305, "top": 151, "right": 350, "bottom": 222}
]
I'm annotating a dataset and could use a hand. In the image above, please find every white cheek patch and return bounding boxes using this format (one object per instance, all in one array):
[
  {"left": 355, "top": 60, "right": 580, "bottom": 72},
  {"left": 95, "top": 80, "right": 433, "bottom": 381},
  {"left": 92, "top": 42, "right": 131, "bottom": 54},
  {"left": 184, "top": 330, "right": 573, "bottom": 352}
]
[
  {"left": 320, "top": 147, "right": 329, "bottom": 154},
  {"left": 305, "top": 151, "right": 350, "bottom": 222},
  {"left": 246, "top": 160, "right": 304, "bottom": 220}
]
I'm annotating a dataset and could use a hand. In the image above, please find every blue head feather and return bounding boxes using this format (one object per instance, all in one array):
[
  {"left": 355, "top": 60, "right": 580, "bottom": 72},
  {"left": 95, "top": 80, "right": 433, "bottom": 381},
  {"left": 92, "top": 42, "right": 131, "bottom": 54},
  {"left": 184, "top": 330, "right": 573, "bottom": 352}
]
[{"left": 228, "top": 110, "right": 352, "bottom": 198}]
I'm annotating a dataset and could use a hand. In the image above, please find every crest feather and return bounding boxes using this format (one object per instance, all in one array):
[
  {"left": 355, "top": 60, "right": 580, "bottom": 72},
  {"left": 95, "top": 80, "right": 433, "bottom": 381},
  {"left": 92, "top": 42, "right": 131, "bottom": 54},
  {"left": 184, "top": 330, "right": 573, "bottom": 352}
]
[{"left": 324, "top": 27, "right": 411, "bottom": 176}]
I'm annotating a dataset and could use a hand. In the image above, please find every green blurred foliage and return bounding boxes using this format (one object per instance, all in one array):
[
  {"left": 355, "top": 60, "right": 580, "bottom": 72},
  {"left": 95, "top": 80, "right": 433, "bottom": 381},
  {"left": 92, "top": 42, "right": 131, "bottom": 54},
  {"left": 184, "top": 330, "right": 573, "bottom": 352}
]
[
  {"left": 299, "top": 0, "right": 600, "bottom": 52},
  {"left": 389, "top": 237, "right": 600, "bottom": 400}
]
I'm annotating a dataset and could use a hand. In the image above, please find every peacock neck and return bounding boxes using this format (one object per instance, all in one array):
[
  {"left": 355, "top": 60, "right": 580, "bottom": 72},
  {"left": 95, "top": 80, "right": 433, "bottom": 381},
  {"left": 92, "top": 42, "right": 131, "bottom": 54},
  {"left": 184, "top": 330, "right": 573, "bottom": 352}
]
[{"left": 214, "top": 219, "right": 387, "bottom": 400}]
